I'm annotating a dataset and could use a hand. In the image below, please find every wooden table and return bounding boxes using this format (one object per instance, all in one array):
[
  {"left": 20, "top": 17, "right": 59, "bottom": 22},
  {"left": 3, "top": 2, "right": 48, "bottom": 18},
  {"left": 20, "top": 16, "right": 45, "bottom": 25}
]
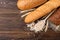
[
  {"left": 0, "top": 0, "right": 59, "bottom": 40},
  {"left": 0, "top": 8, "right": 59, "bottom": 40}
]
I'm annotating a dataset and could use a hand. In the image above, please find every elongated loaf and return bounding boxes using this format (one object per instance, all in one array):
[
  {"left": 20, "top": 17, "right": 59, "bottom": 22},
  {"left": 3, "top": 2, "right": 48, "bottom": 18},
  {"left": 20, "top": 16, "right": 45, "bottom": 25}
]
[
  {"left": 17, "top": 0, "right": 47, "bottom": 10},
  {"left": 24, "top": 0, "right": 60, "bottom": 23}
]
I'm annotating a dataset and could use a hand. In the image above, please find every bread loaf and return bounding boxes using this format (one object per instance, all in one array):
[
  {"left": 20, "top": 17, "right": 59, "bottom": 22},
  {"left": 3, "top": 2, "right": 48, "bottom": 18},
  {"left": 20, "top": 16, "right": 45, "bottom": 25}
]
[
  {"left": 24, "top": 0, "right": 60, "bottom": 23},
  {"left": 17, "top": 0, "right": 47, "bottom": 10}
]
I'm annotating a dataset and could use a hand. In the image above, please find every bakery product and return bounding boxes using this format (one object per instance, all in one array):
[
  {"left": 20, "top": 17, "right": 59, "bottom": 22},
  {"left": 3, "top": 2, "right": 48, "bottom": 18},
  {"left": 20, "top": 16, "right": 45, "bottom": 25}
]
[
  {"left": 24, "top": 0, "right": 60, "bottom": 23},
  {"left": 17, "top": 0, "right": 47, "bottom": 10}
]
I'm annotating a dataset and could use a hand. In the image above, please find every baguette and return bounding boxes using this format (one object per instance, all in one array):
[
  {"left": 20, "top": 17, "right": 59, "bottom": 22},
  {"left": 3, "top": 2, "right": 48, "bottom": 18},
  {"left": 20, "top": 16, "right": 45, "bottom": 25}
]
[
  {"left": 24, "top": 0, "right": 60, "bottom": 23},
  {"left": 17, "top": 0, "right": 47, "bottom": 10}
]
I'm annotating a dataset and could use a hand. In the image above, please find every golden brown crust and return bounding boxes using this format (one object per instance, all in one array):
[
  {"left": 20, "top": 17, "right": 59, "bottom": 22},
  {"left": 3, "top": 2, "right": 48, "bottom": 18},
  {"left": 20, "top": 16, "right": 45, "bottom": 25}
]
[
  {"left": 17, "top": 0, "right": 47, "bottom": 10},
  {"left": 24, "top": 0, "right": 60, "bottom": 23}
]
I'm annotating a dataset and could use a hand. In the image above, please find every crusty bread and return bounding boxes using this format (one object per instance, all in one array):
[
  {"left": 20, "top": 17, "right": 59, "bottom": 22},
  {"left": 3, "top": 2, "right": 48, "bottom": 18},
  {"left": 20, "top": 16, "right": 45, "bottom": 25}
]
[
  {"left": 17, "top": 0, "right": 47, "bottom": 10},
  {"left": 24, "top": 0, "right": 60, "bottom": 23}
]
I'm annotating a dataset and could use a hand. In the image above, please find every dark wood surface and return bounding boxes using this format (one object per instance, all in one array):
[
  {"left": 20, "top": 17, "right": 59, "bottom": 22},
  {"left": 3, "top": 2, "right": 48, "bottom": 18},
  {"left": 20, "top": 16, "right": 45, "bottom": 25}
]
[
  {"left": 0, "top": 9, "right": 59, "bottom": 40},
  {"left": 0, "top": 0, "right": 60, "bottom": 40}
]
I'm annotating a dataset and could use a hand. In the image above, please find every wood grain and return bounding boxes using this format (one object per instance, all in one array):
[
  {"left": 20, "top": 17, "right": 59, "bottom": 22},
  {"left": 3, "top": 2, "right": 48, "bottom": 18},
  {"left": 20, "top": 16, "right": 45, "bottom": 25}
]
[
  {"left": 0, "top": 9, "right": 59, "bottom": 40},
  {"left": 0, "top": 0, "right": 59, "bottom": 40}
]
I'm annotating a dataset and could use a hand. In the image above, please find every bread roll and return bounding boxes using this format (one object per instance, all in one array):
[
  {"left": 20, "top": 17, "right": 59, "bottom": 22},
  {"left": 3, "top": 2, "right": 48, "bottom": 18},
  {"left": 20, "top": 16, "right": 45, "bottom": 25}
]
[
  {"left": 17, "top": 0, "right": 47, "bottom": 10},
  {"left": 24, "top": 0, "right": 60, "bottom": 23}
]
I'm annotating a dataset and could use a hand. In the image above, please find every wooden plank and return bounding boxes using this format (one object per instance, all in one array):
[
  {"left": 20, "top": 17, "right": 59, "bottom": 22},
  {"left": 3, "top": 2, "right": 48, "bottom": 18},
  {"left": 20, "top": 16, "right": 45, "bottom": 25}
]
[{"left": 0, "top": 0, "right": 59, "bottom": 39}]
